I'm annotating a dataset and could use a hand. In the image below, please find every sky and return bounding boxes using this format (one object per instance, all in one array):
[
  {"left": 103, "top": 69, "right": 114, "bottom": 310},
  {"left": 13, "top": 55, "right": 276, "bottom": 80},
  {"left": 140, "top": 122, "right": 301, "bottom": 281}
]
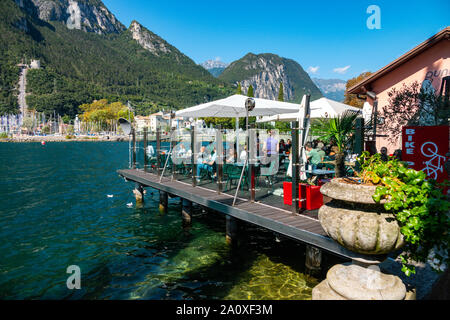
[{"left": 102, "top": 0, "right": 449, "bottom": 81}]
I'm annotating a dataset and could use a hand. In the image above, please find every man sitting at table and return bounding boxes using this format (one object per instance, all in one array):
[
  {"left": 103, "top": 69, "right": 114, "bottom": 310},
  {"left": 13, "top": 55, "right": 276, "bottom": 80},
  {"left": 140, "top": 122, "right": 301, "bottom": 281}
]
[
  {"left": 305, "top": 142, "right": 321, "bottom": 171},
  {"left": 197, "top": 146, "right": 217, "bottom": 182}
]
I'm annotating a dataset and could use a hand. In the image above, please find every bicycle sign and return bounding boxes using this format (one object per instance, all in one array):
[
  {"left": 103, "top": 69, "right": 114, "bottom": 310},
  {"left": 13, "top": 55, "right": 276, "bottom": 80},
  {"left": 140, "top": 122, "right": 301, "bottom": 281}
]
[{"left": 402, "top": 126, "right": 449, "bottom": 183}]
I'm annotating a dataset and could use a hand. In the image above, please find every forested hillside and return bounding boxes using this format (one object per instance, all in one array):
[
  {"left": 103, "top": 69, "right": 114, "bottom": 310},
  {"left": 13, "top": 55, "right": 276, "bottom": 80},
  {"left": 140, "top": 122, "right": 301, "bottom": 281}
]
[{"left": 0, "top": 0, "right": 233, "bottom": 117}]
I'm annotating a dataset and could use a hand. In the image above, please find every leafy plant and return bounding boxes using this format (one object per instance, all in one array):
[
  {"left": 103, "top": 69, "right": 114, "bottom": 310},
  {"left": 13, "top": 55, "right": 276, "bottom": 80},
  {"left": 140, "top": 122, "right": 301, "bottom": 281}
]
[
  {"left": 358, "top": 151, "right": 449, "bottom": 276},
  {"left": 311, "top": 110, "right": 360, "bottom": 177}
]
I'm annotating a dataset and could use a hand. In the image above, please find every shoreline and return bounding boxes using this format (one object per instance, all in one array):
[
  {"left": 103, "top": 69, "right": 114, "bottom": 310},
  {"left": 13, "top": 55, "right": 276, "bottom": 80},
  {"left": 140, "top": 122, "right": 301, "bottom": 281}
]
[{"left": 0, "top": 135, "right": 129, "bottom": 142}]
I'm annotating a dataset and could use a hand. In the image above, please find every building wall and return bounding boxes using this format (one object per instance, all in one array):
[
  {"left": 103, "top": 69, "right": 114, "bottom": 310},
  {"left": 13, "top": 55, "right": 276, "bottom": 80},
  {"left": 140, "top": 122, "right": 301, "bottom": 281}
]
[{"left": 367, "top": 40, "right": 450, "bottom": 153}]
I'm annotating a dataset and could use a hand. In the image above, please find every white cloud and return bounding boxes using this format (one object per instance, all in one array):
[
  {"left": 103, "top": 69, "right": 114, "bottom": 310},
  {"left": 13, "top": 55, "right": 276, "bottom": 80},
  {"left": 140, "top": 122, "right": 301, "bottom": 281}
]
[
  {"left": 333, "top": 65, "right": 351, "bottom": 74},
  {"left": 308, "top": 66, "right": 320, "bottom": 74},
  {"left": 214, "top": 57, "right": 221, "bottom": 61}
]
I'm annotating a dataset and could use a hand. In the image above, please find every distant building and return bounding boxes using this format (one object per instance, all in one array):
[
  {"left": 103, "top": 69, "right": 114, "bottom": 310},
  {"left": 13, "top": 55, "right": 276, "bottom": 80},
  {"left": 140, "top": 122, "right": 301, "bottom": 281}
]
[
  {"left": 347, "top": 27, "right": 450, "bottom": 153},
  {"left": 30, "top": 60, "right": 40, "bottom": 69},
  {"left": 135, "top": 115, "right": 151, "bottom": 131}
]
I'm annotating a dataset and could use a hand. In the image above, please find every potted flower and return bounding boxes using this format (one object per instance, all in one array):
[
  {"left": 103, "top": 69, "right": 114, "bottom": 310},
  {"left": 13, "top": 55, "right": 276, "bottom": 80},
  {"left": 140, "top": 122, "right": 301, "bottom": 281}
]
[
  {"left": 313, "top": 152, "right": 449, "bottom": 300},
  {"left": 356, "top": 151, "right": 449, "bottom": 275}
]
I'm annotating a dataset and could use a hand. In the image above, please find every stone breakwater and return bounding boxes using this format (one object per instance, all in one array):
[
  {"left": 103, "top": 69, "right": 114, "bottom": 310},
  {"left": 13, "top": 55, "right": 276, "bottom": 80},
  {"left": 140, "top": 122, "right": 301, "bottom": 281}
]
[{"left": 0, "top": 135, "right": 128, "bottom": 142}]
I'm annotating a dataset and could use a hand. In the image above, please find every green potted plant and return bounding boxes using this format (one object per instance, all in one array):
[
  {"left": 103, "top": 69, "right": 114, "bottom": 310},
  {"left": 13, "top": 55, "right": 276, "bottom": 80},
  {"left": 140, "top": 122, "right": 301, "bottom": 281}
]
[
  {"left": 311, "top": 110, "right": 360, "bottom": 177},
  {"left": 313, "top": 152, "right": 448, "bottom": 300},
  {"left": 357, "top": 151, "right": 449, "bottom": 276}
]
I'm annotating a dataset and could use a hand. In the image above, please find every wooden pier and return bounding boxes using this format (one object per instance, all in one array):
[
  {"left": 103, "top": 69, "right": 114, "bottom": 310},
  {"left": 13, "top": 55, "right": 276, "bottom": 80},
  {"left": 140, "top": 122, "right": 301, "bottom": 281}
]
[{"left": 118, "top": 168, "right": 384, "bottom": 263}]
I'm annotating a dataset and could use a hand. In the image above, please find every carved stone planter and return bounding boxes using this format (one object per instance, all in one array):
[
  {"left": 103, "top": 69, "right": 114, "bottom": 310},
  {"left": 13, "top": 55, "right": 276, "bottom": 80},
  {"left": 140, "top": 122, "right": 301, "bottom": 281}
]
[
  {"left": 318, "top": 179, "right": 404, "bottom": 255},
  {"left": 312, "top": 178, "right": 409, "bottom": 300}
]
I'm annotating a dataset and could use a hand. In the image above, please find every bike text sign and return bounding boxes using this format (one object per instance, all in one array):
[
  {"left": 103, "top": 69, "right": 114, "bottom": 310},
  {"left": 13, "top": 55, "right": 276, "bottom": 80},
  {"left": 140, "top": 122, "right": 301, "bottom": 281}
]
[{"left": 402, "top": 126, "right": 449, "bottom": 183}]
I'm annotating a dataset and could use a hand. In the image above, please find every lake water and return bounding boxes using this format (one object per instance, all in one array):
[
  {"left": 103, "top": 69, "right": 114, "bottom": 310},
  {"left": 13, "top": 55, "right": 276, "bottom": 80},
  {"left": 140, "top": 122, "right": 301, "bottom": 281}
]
[{"left": 0, "top": 142, "right": 325, "bottom": 300}]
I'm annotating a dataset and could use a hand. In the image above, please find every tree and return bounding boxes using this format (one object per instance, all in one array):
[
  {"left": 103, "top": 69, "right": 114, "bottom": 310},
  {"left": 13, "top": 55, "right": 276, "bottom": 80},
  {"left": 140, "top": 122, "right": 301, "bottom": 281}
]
[
  {"left": 247, "top": 85, "right": 254, "bottom": 97},
  {"left": 278, "top": 82, "right": 284, "bottom": 101},
  {"left": 79, "top": 99, "right": 132, "bottom": 132},
  {"left": 237, "top": 83, "right": 242, "bottom": 95},
  {"left": 343, "top": 72, "right": 372, "bottom": 108},
  {"left": 380, "top": 81, "right": 449, "bottom": 143},
  {"left": 203, "top": 117, "right": 234, "bottom": 129},
  {"left": 22, "top": 116, "right": 34, "bottom": 134}
]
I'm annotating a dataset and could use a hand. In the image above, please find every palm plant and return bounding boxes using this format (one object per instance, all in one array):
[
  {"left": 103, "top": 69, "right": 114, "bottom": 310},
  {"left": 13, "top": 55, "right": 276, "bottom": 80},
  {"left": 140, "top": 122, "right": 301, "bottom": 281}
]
[{"left": 311, "top": 110, "right": 360, "bottom": 177}]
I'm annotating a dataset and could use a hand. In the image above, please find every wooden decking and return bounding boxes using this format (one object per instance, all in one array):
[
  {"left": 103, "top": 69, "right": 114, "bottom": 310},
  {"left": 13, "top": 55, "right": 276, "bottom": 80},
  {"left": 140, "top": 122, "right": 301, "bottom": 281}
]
[{"left": 118, "top": 168, "right": 381, "bottom": 262}]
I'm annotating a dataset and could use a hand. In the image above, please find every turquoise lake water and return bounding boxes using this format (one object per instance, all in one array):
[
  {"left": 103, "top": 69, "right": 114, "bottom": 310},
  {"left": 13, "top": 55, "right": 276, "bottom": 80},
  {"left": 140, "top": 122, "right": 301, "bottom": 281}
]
[{"left": 0, "top": 142, "right": 332, "bottom": 300}]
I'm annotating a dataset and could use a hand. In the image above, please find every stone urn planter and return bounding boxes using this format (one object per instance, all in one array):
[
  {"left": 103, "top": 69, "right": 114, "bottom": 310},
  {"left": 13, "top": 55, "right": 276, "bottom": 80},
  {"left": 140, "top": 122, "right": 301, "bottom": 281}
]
[{"left": 312, "top": 178, "right": 409, "bottom": 300}]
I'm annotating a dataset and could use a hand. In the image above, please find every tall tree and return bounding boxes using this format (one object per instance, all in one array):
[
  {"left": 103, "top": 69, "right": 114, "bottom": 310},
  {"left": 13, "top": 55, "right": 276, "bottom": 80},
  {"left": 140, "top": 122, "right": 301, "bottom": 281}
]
[
  {"left": 278, "top": 82, "right": 284, "bottom": 101},
  {"left": 237, "top": 82, "right": 242, "bottom": 95},
  {"left": 343, "top": 72, "right": 372, "bottom": 108},
  {"left": 247, "top": 85, "right": 254, "bottom": 98}
]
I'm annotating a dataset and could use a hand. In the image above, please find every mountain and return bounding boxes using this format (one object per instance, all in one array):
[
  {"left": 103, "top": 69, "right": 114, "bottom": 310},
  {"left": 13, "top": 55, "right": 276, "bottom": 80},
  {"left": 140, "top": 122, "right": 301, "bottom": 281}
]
[
  {"left": 312, "top": 78, "right": 346, "bottom": 102},
  {"left": 19, "top": 0, "right": 126, "bottom": 34},
  {"left": 200, "top": 59, "right": 229, "bottom": 77},
  {"left": 0, "top": 0, "right": 232, "bottom": 117},
  {"left": 218, "top": 53, "right": 322, "bottom": 103}
]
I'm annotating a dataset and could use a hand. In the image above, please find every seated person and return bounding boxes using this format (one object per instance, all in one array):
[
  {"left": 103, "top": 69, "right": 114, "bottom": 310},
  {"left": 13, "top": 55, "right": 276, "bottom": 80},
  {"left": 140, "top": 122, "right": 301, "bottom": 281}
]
[
  {"left": 393, "top": 149, "right": 402, "bottom": 161},
  {"left": 279, "top": 139, "right": 287, "bottom": 163},
  {"left": 175, "top": 143, "right": 186, "bottom": 158},
  {"left": 285, "top": 139, "right": 292, "bottom": 153},
  {"left": 305, "top": 142, "right": 322, "bottom": 171},
  {"left": 239, "top": 145, "right": 247, "bottom": 163},
  {"left": 328, "top": 146, "right": 339, "bottom": 161},
  {"left": 196, "top": 147, "right": 217, "bottom": 181},
  {"left": 380, "top": 147, "right": 388, "bottom": 162},
  {"left": 279, "top": 139, "right": 286, "bottom": 153},
  {"left": 226, "top": 148, "right": 236, "bottom": 164},
  {"left": 147, "top": 144, "right": 155, "bottom": 158},
  {"left": 316, "top": 142, "right": 326, "bottom": 168}
]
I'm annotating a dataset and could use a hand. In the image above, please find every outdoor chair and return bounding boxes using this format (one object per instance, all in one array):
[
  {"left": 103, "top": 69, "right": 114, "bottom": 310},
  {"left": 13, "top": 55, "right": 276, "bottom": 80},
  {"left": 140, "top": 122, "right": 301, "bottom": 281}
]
[
  {"left": 223, "top": 163, "right": 248, "bottom": 191},
  {"left": 259, "top": 160, "right": 278, "bottom": 192}
]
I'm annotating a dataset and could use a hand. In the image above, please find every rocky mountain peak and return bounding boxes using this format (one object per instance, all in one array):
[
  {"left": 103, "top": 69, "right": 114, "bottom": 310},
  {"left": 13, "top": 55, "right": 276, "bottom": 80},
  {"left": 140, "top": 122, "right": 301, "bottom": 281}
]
[
  {"left": 200, "top": 59, "right": 229, "bottom": 70},
  {"left": 129, "top": 20, "right": 173, "bottom": 56},
  {"left": 219, "top": 53, "right": 322, "bottom": 102},
  {"left": 23, "top": 0, "right": 125, "bottom": 34}
]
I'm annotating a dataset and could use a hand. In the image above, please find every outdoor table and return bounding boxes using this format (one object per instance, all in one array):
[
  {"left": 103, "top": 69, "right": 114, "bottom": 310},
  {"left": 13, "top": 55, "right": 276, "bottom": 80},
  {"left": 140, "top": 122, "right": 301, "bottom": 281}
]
[
  {"left": 304, "top": 169, "right": 335, "bottom": 176},
  {"left": 320, "top": 160, "right": 356, "bottom": 167}
]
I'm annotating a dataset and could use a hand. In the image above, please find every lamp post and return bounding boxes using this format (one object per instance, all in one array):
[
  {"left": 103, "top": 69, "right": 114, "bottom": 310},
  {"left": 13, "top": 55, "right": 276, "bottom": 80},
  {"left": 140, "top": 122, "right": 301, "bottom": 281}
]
[
  {"left": 118, "top": 118, "right": 135, "bottom": 168},
  {"left": 245, "top": 98, "right": 256, "bottom": 202}
]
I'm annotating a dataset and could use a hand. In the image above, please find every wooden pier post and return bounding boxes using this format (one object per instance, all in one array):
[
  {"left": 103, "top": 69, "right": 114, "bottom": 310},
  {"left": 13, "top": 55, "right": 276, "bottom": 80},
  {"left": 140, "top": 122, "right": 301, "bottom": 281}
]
[
  {"left": 159, "top": 190, "right": 168, "bottom": 214},
  {"left": 133, "top": 183, "right": 144, "bottom": 204},
  {"left": 226, "top": 215, "right": 239, "bottom": 246},
  {"left": 143, "top": 127, "right": 148, "bottom": 172},
  {"left": 305, "top": 245, "right": 322, "bottom": 276},
  {"left": 181, "top": 198, "right": 192, "bottom": 227}
]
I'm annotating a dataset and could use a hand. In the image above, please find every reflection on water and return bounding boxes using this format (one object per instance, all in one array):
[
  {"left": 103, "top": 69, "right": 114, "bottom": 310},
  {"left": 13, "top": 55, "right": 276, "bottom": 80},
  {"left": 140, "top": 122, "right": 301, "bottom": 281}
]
[
  {"left": 225, "top": 255, "right": 319, "bottom": 300},
  {"left": 0, "top": 142, "right": 322, "bottom": 300}
]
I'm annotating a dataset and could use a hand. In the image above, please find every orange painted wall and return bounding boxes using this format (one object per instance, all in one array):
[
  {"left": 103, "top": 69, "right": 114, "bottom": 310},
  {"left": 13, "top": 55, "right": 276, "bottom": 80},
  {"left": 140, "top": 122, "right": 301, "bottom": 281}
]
[{"left": 367, "top": 39, "right": 450, "bottom": 154}]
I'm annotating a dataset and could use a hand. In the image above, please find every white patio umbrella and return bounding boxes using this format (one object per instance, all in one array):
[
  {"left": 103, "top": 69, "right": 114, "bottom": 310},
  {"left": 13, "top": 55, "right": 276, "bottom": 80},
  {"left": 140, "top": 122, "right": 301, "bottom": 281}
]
[
  {"left": 175, "top": 94, "right": 302, "bottom": 118},
  {"left": 256, "top": 97, "right": 361, "bottom": 123}
]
